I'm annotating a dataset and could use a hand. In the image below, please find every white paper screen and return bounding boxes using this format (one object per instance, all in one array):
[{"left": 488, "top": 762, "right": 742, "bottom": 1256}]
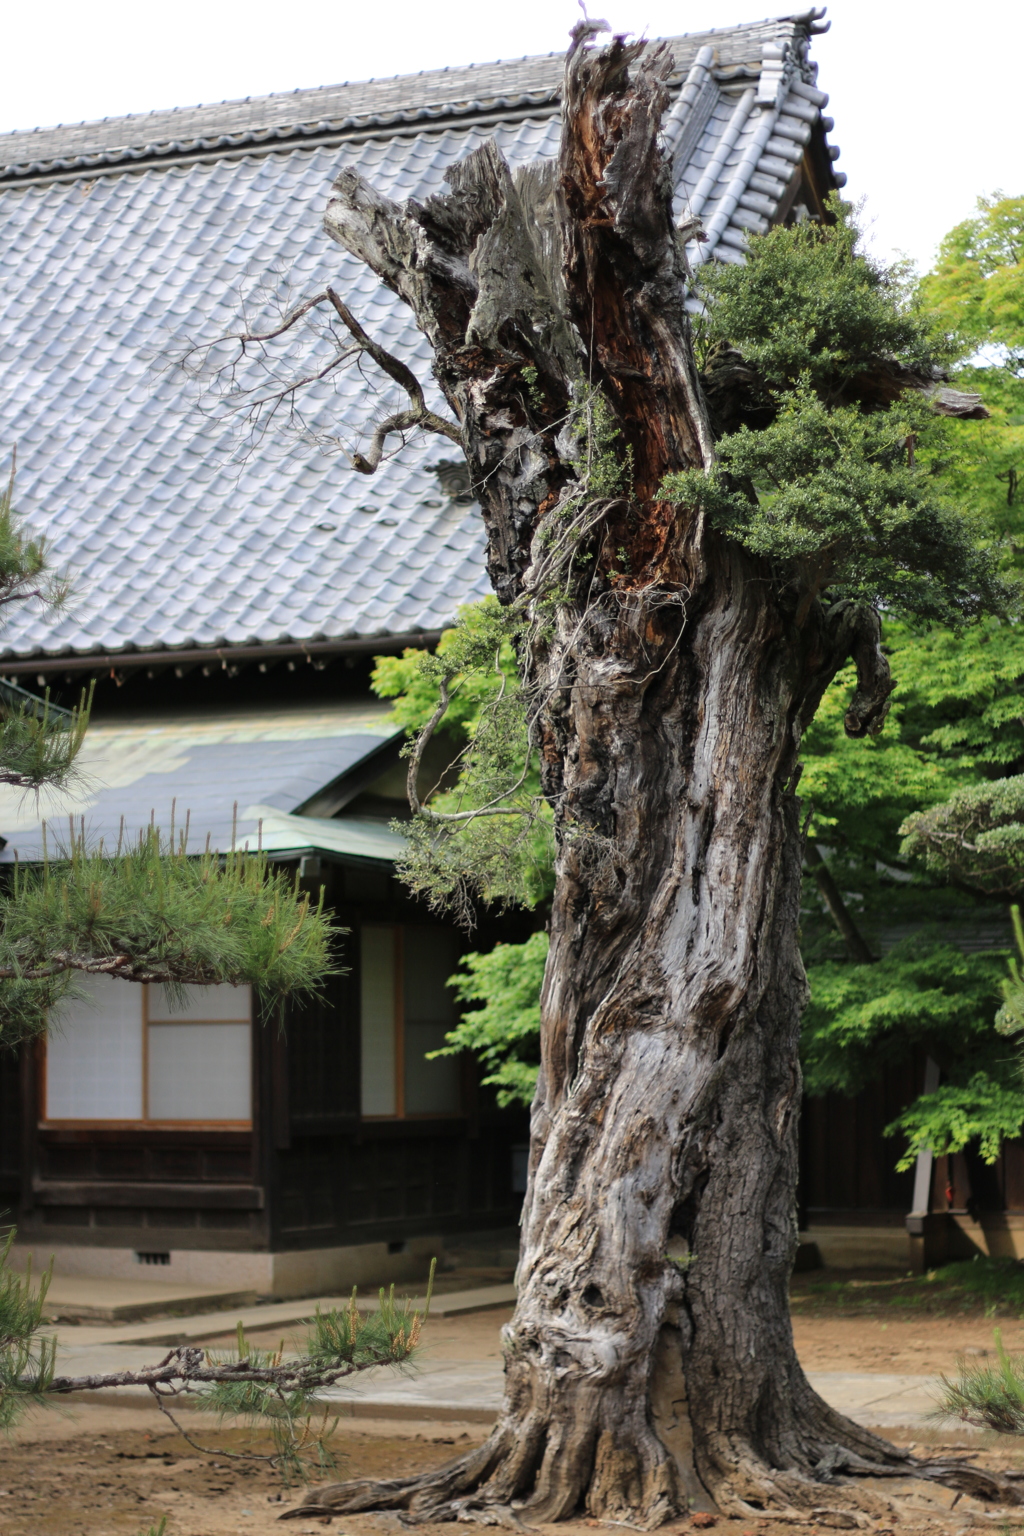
[
  {"left": 361, "top": 926, "right": 397, "bottom": 1115},
  {"left": 148, "top": 983, "right": 251, "bottom": 1022},
  {"left": 403, "top": 927, "right": 461, "bottom": 1115},
  {"left": 147, "top": 1023, "right": 251, "bottom": 1120},
  {"left": 46, "top": 974, "right": 144, "bottom": 1120}
]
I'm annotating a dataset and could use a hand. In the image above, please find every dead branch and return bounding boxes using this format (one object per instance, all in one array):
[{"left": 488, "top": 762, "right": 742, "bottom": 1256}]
[
  {"left": 46, "top": 1342, "right": 396, "bottom": 1397},
  {"left": 175, "top": 285, "right": 461, "bottom": 470},
  {"left": 405, "top": 674, "right": 534, "bottom": 823}
]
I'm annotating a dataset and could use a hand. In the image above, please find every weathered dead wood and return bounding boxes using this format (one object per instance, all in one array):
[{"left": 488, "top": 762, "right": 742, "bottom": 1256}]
[
  {"left": 290, "top": 22, "right": 1016, "bottom": 1530},
  {"left": 701, "top": 342, "right": 991, "bottom": 433}
]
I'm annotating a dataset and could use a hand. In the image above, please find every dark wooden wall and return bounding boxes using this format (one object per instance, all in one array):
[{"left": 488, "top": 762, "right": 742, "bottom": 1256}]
[
  {"left": 0, "top": 1042, "right": 21, "bottom": 1217},
  {"left": 800, "top": 1056, "right": 922, "bottom": 1221},
  {"left": 264, "top": 867, "right": 528, "bottom": 1253},
  {"left": 5, "top": 859, "right": 528, "bottom": 1258}
]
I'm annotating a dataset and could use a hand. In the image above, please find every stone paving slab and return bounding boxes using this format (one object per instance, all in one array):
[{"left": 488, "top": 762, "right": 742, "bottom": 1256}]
[
  {"left": 42, "top": 1275, "right": 260, "bottom": 1323},
  {"left": 806, "top": 1370, "right": 944, "bottom": 1428},
  {"left": 52, "top": 1283, "right": 517, "bottom": 1350},
  {"left": 49, "top": 1337, "right": 947, "bottom": 1432}
]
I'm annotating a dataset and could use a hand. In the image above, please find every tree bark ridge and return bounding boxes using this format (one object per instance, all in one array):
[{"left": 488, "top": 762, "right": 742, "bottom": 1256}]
[{"left": 293, "top": 23, "right": 1021, "bottom": 1529}]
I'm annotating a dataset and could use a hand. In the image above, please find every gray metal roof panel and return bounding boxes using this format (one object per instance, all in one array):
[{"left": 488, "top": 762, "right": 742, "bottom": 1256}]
[{"left": 0, "top": 701, "right": 398, "bottom": 861}]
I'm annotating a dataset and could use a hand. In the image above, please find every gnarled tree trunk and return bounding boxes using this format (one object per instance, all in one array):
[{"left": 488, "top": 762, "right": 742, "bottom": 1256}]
[{"left": 288, "top": 25, "right": 1021, "bottom": 1528}]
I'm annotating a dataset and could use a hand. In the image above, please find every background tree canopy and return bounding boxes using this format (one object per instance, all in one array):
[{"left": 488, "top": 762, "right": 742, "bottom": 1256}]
[{"left": 373, "top": 195, "right": 1024, "bottom": 1171}]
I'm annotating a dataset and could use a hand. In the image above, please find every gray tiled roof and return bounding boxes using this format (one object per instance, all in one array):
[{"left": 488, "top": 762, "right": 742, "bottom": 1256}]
[{"left": 0, "top": 13, "right": 836, "bottom": 664}]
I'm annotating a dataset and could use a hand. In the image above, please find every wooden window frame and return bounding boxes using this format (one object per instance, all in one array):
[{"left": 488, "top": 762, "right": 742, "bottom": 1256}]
[
  {"left": 359, "top": 922, "right": 463, "bottom": 1123},
  {"left": 39, "top": 982, "right": 254, "bottom": 1130}
]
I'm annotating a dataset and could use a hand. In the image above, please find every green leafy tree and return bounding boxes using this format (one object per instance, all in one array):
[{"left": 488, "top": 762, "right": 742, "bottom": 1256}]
[{"left": 796, "top": 194, "right": 1024, "bottom": 1170}]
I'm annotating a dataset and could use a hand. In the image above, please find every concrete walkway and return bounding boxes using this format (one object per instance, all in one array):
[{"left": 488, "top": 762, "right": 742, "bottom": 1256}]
[
  {"left": 46, "top": 1283, "right": 948, "bottom": 1430},
  {"left": 41, "top": 1275, "right": 260, "bottom": 1323},
  {"left": 50, "top": 1282, "right": 516, "bottom": 1350},
  {"left": 54, "top": 1345, "right": 945, "bottom": 1429}
]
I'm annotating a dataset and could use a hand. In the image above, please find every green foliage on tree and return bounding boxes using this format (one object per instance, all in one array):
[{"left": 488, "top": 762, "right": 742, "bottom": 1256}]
[
  {"left": 665, "top": 387, "right": 1004, "bottom": 625},
  {"left": 372, "top": 598, "right": 553, "bottom": 923},
  {"left": 0, "top": 831, "right": 332, "bottom": 1045},
  {"left": 372, "top": 200, "right": 1024, "bottom": 1135},
  {"left": 794, "top": 194, "right": 1024, "bottom": 1172},
  {"left": 694, "top": 196, "right": 944, "bottom": 395},
  {"left": 921, "top": 194, "right": 1024, "bottom": 370},
  {"left": 664, "top": 203, "right": 1013, "bottom": 624},
  {"left": 432, "top": 930, "right": 547, "bottom": 1107},
  {"left": 801, "top": 935, "right": 1007, "bottom": 1098}
]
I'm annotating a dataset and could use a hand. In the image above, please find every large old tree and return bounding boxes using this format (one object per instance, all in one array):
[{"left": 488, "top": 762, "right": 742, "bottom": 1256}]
[{"left": 263, "top": 25, "right": 1016, "bottom": 1527}]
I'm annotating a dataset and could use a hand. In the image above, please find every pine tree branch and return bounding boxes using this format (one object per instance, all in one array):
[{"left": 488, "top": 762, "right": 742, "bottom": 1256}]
[{"left": 46, "top": 1344, "right": 399, "bottom": 1396}]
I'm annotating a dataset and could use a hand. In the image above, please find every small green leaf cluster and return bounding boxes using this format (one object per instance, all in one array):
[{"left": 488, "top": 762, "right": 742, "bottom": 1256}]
[
  {"left": 372, "top": 599, "right": 554, "bottom": 924},
  {"left": 372, "top": 598, "right": 522, "bottom": 742},
  {"left": 570, "top": 385, "right": 633, "bottom": 500},
  {"left": 431, "top": 930, "right": 548, "bottom": 1107},
  {"left": 900, "top": 776, "right": 1024, "bottom": 898},
  {"left": 886, "top": 1073, "right": 1024, "bottom": 1169},
  {"left": 696, "top": 194, "right": 947, "bottom": 397},
  {"left": 664, "top": 385, "right": 1011, "bottom": 625}
]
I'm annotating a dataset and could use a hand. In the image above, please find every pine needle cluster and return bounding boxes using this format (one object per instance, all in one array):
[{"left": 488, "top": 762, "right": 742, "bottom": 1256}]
[
  {"left": 939, "top": 1329, "right": 1024, "bottom": 1435},
  {"left": 0, "top": 827, "right": 333, "bottom": 1044},
  {"left": 0, "top": 1232, "right": 56, "bottom": 1433}
]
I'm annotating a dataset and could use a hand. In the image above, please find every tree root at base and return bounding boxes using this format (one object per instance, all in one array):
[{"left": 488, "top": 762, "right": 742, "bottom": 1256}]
[{"left": 278, "top": 1422, "right": 1024, "bottom": 1528}]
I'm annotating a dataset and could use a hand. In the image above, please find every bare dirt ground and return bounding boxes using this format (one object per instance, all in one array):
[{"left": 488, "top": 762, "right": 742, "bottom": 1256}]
[
  {"left": 1, "top": 1408, "right": 1021, "bottom": 1536},
  {"left": 7, "top": 1280, "right": 1024, "bottom": 1536}
]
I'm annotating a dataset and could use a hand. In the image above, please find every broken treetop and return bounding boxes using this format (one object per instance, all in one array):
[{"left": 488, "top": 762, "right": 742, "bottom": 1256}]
[{"left": 0, "top": 10, "right": 839, "bottom": 669}]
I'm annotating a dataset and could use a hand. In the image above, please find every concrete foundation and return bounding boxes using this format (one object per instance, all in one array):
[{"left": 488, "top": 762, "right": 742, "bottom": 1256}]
[
  {"left": 802, "top": 1224, "right": 910, "bottom": 1270},
  {"left": 907, "top": 1210, "right": 1024, "bottom": 1270},
  {"left": 9, "top": 1234, "right": 444, "bottom": 1298}
]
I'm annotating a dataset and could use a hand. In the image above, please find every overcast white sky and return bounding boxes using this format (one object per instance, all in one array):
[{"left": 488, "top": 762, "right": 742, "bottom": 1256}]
[{"left": 2, "top": 1, "right": 1020, "bottom": 273}]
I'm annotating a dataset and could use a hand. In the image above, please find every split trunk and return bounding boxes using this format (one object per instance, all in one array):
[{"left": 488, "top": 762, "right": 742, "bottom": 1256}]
[{"left": 290, "top": 27, "right": 1017, "bottom": 1526}]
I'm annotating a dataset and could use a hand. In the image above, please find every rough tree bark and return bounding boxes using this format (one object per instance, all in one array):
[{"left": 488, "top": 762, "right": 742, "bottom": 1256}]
[{"left": 288, "top": 26, "right": 1021, "bottom": 1527}]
